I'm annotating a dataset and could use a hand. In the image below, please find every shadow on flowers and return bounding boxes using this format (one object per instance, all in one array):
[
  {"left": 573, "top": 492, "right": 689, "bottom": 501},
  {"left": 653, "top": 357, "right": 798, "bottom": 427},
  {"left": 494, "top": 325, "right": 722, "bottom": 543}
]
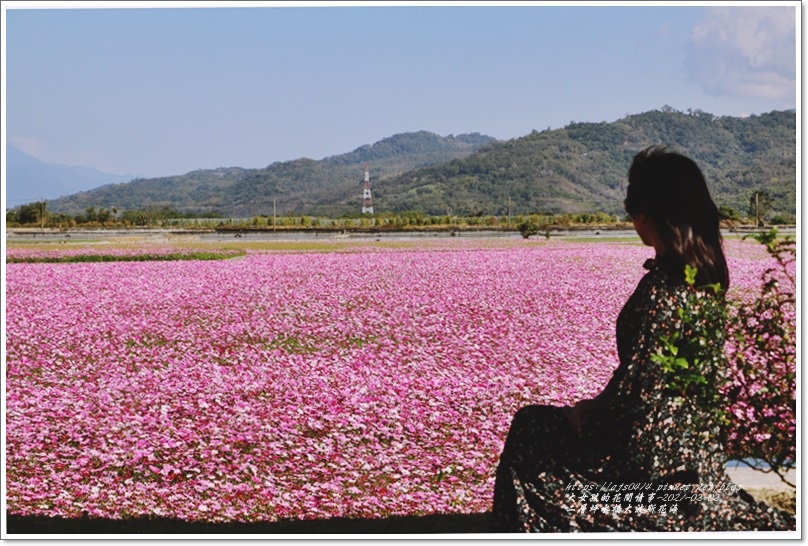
[{"left": 6, "top": 511, "right": 492, "bottom": 535}]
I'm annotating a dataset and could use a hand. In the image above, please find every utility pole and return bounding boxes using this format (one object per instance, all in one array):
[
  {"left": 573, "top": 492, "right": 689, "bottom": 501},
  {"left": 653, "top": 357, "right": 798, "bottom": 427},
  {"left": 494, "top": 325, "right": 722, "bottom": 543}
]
[
  {"left": 508, "top": 196, "right": 512, "bottom": 227},
  {"left": 40, "top": 198, "right": 45, "bottom": 231},
  {"left": 273, "top": 198, "right": 277, "bottom": 231}
]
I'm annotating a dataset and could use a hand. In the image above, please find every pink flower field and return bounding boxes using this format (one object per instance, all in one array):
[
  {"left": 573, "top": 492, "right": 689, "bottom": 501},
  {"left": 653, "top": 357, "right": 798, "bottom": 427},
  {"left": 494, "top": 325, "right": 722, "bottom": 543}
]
[{"left": 4, "top": 238, "right": 784, "bottom": 523}]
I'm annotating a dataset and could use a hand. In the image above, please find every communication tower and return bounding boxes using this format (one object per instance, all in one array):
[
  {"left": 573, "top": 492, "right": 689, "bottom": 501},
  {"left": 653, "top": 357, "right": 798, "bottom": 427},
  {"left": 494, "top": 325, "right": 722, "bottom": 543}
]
[{"left": 362, "top": 163, "right": 374, "bottom": 214}]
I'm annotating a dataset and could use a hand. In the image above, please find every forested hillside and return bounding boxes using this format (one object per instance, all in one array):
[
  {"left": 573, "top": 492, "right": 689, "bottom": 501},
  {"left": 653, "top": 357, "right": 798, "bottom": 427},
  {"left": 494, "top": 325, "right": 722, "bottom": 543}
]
[
  {"left": 42, "top": 109, "right": 795, "bottom": 219},
  {"left": 45, "top": 132, "right": 496, "bottom": 217},
  {"left": 380, "top": 108, "right": 795, "bottom": 217}
]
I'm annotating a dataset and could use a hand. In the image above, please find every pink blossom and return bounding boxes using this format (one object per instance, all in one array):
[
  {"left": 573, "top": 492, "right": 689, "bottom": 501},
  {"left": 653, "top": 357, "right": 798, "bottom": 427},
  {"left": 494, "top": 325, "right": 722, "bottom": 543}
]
[{"left": 5, "top": 237, "right": 792, "bottom": 522}]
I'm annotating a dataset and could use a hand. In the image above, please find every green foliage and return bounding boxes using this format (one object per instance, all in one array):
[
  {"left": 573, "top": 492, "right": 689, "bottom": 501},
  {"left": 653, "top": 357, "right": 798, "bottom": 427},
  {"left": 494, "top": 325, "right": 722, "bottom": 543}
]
[
  {"left": 769, "top": 213, "right": 796, "bottom": 225},
  {"left": 517, "top": 219, "right": 541, "bottom": 239},
  {"left": 3, "top": 203, "right": 224, "bottom": 228},
  {"left": 6, "top": 249, "right": 247, "bottom": 264},
  {"left": 43, "top": 133, "right": 494, "bottom": 218},
  {"left": 37, "top": 109, "right": 794, "bottom": 220},
  {"left": 381, "top": 108, "right": 795, "bottom": 217},
  {"left": 654, "top": 229, "right": 796, "bottom": 485},
  {"left": 117, "top": 207, "right": 221, "bottom": 226},
  {"left": 718, "top": 205, "right": 741, "bottom": 221},
  {"left": 7, "top": 201, "right": 47, "bottom": 225},
  {"left": 651, "top": 264, "right": 728, "bottom": 426}
]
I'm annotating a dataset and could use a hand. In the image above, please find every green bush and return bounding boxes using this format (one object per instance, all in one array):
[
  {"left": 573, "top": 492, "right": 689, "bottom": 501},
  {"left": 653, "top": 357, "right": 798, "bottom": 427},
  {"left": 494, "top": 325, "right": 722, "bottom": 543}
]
[{"left": 517, "top": 220, "right": 541, "bottom": 239}]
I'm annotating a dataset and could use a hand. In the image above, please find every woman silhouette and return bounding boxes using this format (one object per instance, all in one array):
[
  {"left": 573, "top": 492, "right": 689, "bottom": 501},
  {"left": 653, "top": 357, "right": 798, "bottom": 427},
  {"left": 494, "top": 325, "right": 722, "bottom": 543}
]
[{"left": 490, "top": 146, "right": 794, "bottom": 532}]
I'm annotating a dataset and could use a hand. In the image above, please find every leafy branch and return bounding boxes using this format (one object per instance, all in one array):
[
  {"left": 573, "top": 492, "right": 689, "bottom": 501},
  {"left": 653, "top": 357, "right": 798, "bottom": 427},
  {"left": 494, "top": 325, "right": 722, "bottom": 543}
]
[
  {"left": 653, "top": 230, "right": 796, "bottom": 487},
  {"left": 724, "top": 229, "right": 796, "bottom": 487},
  {"left": 652, "top": 264, "right": 729, "bottom": 427}
]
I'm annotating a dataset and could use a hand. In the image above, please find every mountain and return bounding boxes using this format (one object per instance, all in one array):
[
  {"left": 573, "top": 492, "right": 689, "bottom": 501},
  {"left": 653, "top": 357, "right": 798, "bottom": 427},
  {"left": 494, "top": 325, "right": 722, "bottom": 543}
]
[
  {"left": 378, "top": 109, "right": 796, "bottom": 217},
  {"left": 5, "top": 145, "right": 139, "bottom": 208},
  {"left": 40, "top": 109, "right": 796, "bottom": 218},
  {"left": 43, "top": 132, "right": 497, "bottom": 217}
]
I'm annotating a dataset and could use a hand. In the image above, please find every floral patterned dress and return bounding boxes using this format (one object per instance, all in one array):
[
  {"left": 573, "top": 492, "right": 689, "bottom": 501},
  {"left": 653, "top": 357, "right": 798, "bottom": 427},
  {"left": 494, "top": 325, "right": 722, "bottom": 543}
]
[{"left": 490, "top": 258, "right": 795, "bottom": 532}]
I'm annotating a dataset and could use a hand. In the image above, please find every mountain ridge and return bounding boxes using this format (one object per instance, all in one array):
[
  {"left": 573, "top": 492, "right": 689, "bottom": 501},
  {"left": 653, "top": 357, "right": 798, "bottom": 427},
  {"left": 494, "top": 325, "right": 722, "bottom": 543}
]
[
  {"left": 378, "top": 108, "right": 795, "bottom": 217},
  {"left": 5, "top": 145, "right": 140, "bottom": 206},
  {"left": 20, "top": 109, "right": 797, "bottom": 218},
  {"left": 41, "top": 132, "right": 497, "bottom": 217}
]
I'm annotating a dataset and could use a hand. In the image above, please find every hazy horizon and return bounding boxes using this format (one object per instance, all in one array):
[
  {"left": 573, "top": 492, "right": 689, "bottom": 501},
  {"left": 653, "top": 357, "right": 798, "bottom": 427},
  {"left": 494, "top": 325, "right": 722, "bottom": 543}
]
[{"left": 3, "top": 2, "right": 799, "bottom": 184}]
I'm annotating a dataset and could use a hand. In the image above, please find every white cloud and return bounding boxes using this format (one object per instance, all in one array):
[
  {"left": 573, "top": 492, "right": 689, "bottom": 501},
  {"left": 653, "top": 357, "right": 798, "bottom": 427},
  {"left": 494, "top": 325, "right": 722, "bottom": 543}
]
[{"left": 685, "top": 6, "right": 796, "bottom": 100}]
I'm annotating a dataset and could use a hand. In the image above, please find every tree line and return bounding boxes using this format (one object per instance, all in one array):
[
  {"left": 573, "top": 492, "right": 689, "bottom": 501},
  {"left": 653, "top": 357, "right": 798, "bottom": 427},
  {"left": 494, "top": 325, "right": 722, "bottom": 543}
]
[{"left": 6, "top": 190, "right": 792, "bottom": 231}]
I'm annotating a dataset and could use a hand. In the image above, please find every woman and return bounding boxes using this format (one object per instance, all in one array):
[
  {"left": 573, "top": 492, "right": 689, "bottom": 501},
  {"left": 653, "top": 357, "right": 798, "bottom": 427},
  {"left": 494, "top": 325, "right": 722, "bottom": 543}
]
[{"left": 490, "top": 146, "right": 794, "bottom": 532}]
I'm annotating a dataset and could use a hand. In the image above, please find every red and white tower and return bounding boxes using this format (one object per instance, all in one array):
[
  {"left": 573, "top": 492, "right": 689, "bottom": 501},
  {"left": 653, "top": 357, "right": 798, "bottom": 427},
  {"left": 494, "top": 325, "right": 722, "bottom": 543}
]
[{"left": 362, "top": 163, "right": 374, "bottom": 214}]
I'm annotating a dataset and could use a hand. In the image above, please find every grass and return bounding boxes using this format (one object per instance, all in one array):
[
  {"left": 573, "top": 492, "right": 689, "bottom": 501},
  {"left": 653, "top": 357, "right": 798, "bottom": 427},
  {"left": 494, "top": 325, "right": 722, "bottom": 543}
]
[{"left": 5, "top": 249, "right": 247, "bottom": 264}]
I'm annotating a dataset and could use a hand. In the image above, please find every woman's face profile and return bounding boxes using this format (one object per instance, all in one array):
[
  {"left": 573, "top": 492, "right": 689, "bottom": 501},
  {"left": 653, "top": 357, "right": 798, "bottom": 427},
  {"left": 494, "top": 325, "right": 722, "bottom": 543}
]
[{"left": 630, "top": 211, "right": 664, "bottom": 253}]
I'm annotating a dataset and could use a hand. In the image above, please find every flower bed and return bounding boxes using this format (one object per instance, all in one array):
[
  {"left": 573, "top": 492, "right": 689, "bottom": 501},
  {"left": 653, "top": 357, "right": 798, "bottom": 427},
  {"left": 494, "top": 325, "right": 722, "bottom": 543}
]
[{"left": 4, "top": 238, "right": 788, "bottom": 523}]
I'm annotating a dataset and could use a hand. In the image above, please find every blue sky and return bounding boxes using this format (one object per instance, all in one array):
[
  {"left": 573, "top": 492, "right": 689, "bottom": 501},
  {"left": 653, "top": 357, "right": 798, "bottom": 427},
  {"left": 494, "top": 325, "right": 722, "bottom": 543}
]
[{"left": 2, "top": 1, "right": 799, "bottom": 179}]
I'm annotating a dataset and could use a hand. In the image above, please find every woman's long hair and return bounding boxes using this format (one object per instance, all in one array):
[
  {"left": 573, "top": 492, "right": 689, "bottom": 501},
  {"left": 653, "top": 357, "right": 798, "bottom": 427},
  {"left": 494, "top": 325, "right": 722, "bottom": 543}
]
[{"left": 625, "top": 146, "right": 730, "bottom": 290}]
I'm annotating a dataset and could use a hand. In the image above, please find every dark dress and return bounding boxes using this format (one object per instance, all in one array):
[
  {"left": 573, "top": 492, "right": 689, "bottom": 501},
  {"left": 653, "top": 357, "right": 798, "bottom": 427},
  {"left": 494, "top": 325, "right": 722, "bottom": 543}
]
[{"left": 491, "top": 258, "right": 795, "bottom": 532}]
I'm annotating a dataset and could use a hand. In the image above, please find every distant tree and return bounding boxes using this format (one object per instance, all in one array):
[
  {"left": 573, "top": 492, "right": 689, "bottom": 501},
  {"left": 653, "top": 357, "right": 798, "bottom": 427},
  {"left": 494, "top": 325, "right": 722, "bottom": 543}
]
[
  {"left": 46, "top": 213, "right": 74, "bottom": 228},
  {"left": 718, "top": 205, "right": 742, "bottom": 222},
  {"left": 15, "top": 202, "right": 46, "bottom": 225},
  {"left": 517, "top": 219, "right": 541, "bottom": 239},
  {"left": 770, "top": 214, "right": 795, "bottom": 226},
  {"left": 84, "top": 206, "right": 98, "bottom": 223},
  {"left": 121, "top": 209, "right": 149, "bottom": 226}
]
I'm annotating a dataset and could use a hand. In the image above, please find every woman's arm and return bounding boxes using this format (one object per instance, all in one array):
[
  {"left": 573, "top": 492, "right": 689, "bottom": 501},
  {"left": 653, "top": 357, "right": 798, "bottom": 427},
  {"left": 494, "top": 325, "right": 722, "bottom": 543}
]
[
  {"left": 562, "top": 270, "right": 679, "bottom": 438},
  {"left": 563, "top": 388, "right": 610, "bottom": 437}
]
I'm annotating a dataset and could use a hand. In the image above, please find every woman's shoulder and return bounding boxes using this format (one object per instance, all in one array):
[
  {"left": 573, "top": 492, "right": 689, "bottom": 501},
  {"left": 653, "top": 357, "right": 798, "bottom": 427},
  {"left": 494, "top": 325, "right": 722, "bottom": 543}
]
[
  {"left": 631, "top": 257, "right": 689, "bottom": 308},
  {"left": 644, "top": 254, "right": 689, "bottom": 277},
  {"left": 640, "top": 257, "right": 686, "bottom": 288}
]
